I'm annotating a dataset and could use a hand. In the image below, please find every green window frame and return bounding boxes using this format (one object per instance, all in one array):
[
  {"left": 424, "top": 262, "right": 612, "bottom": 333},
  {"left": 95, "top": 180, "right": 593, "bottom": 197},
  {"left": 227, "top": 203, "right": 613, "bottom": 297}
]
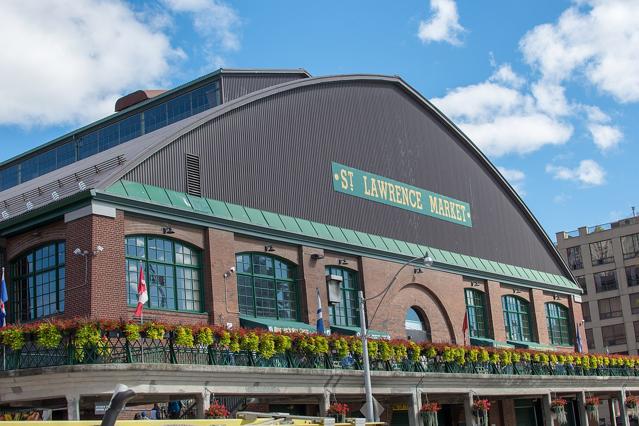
[
  {"left": 502, "top": 295, "right": 532, "bottom": 342},
  {"left": 326, "top": 266, "right": 360, "bottom": 327},
  {"left": 464, "top": 288, "right": 489, "bottom": 338},
  {"left": 125, "top": 236, "right": 203, "bottom": 313},
  {"left": 546, "top": 302, "right": 572, "bottom": 346},
  {"left": 236, "top": 253, "right": 298, "bottom": 320},
  {"left": 9, "top": 241, "right": 65, "bottom": 322}
]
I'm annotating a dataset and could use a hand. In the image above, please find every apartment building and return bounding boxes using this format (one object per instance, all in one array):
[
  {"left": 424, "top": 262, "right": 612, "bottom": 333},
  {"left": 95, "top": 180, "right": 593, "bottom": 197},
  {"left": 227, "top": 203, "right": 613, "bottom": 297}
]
[{"left": 557, "top": 215, "right": 639, "bottom": 354}]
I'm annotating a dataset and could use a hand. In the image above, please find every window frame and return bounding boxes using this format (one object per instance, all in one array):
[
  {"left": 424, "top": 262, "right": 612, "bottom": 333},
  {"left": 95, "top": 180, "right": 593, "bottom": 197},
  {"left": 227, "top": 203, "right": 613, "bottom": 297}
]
[
  {"left": 464, "top": 288, "right": 489, "bottom": 338},
  {"left": 622, "top": 234, "right": 639, "bottom": 260},
  {"left": 594, "top": 270, "right": 618, "bottom": 292},
  {"left": 125, "top": 235, "right": 203, "bottom": 313},
  {"left": 405, "top": 306, "right": 431, "bottom": 343},
  {"left": 601, "top": 323, "right": 627, "bottom": 347},
  {"left": 9, "top": 241, "right": 66, "bottom": 322},
  {"left": 325, "top": 265, "right": 360, "bottom": 327},
  {"left": 589, "top": 240, "right": 615, "bottom": 266},
  {"left": 545, "top": 302, "right": 572, "bottom": 346},
  {"left": 566, "top": 246, "right": 583, "bottom": 270},
  {"left": 502, "top": 295, "right": 532, "bottom": 342},
  {"left": 626, "top": 266, "right": 639, "bottom": 288},
  {"left": 235, "top": 252, "right": 300, "bottom": 321}
]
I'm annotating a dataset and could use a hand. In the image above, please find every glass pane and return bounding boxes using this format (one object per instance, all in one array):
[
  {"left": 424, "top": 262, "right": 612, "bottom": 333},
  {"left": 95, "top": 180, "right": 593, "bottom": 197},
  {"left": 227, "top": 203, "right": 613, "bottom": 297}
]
[
  {"left": 147, "top": 238, "right": 173, "bottom": 263},
  {"left": 191, "top": 83, "right": 220, "bottom": 114},
  {"left": 99, "top": 123, "right": 119, "bottom": 151},
  {"left": 0, "top": 165, "right": 19, "bottom": 190},
  {"left": 38, "top": 149, "right": 57, "bottom": 175},
  {"left": 237, "top": 275, "right": 255, "bottom": 316},
  {"left": 236, "top": 254, "right": 251, "bottom": 273},
  {"left": 21, "top": 157, "right": 38, "bottom": 182},
  {"left": 78, "top": 132, "right": 98, "bottom": 160},
  {"left": 119, "top": 114, "right": 142, "bottom": 143},
  {"left": 126, "top": 259, "right": 141, "bottom": 305},
  {"left": 167, "top": 93, "right": 191, "bottom": 124},
  {"left": 254, "top": 277, "right": 277, "bottom": 318},
  {"left": 56, "top": 142, "right": 76, "bottom": 168},
  {"left": 148, "top": 262, "right": 175, "bottom": 309},
  {"left": 144, "top": 104, "right": 167, "bottom": 133},
  {"left": 253, "top": 255, "right": 274, "bottom": 276}
]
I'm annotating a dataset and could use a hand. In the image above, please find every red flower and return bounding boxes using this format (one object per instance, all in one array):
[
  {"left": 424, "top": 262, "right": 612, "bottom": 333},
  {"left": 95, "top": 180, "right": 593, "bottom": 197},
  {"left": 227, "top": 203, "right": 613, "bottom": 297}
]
[
  {"left": 420, "top": 402, "right": 441, "bottom": 413},
  {"left": 207, "top": 400, "right": 230, "bottom": 418},
  {"left": 473, "top": 399, "right": 491, "bottom": 412},
  {"left": 551, "top": 399, "right": 568, "bottom": 408},
  {"left": 328, "top": 403, "right": 350, "bottom": 416}
]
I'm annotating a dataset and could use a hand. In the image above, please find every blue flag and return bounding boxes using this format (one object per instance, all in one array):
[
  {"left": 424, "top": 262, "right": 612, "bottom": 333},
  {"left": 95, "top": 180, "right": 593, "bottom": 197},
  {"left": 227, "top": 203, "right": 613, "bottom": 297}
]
[
  {"left": 0, "top": 268, "right": 8, "bottom": 327},
  {"left": 576, "top": 329, "right": 583, "bottom": 353},
  {"left": 316, "top": 288, "right": 325, "bottom": 334}
]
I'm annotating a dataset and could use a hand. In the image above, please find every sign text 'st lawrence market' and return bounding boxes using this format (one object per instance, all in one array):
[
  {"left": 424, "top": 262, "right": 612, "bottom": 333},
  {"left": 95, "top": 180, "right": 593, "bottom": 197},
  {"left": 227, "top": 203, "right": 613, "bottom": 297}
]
[{"left": 331, "top": 162, "right": 472, "bottom": 227}]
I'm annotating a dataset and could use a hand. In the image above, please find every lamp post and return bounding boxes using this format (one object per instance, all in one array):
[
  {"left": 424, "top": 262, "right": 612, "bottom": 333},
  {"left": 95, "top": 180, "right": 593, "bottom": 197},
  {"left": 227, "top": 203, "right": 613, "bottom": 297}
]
[{"left": 358, "top": 253, "right": 434, "bottom": 422}]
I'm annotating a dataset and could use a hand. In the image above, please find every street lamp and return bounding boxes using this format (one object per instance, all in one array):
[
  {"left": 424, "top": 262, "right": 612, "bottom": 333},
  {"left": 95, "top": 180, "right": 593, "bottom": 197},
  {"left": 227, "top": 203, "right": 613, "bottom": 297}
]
[{"left": 358, "top": 253, "right": 433, "bottom": 421}]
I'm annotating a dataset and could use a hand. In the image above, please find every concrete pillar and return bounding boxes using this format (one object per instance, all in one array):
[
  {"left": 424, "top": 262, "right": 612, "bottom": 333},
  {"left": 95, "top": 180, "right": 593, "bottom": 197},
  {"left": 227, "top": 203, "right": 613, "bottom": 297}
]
[
  {"left": 609, "top": 398, "right": 618, "bottom": 426},
  {"left": 576, "top": 391, "right": 589, "bottom": 426},
  {"left": 196, "top": 389, "right": 211, "bottom": 419},
  {"left": 407, "top": 390, "right": 422, "bottom": 426},
  {"left": 541, "top": 393, "right": 552, "bottom": 426},
  {"left": 463, "top": 393, "right": 475, "bottom": 426},
  {"left": 66, "top": 394, "right": 80, "bottom": 420},
  {"left": 319, "top": 390, "right": 331, "bottom": 417},
  {"left": 618, "top": 391, "right": 629, "bottom": 426}
]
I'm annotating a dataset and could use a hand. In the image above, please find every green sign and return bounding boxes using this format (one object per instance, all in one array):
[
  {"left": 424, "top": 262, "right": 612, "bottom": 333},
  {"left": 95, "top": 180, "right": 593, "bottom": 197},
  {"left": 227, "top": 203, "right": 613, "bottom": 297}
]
[{"left": 332, "top": 162, "right": 472, "bottom": 227}]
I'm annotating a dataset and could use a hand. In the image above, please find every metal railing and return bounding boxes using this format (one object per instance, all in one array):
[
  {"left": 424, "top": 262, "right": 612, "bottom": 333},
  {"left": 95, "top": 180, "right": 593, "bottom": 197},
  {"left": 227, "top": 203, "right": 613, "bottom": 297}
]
[{"left": 3, "top": 334, "right": 639, "bottom": 378}]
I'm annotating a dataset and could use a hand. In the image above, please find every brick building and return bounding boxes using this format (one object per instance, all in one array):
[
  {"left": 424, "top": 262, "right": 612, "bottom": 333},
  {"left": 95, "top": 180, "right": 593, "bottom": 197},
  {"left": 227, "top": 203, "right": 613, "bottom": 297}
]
[{"left": 0, "top": 69, "right": 630, "bottom": 426}]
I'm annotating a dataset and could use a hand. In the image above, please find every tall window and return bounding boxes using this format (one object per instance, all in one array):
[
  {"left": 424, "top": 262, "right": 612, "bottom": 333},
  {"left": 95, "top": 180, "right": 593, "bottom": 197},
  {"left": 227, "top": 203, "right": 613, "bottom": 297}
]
[
  {"left": 464, "top": 289, "right": 488, "bottom": 338},
  {"left": 582, "top": 302, "right": 591, "bottom": 322},
  {"left": 546, "top": 303, "right": 572, "bottom": 346},
  {"left": 125, "top": 236, "right": 202, "bottom": 312},
  {"left": 630, "top": 293, "right": 639, "bottom": 315},
  {"left": 575, "top": 276, "right": 587, "bottom": 294},
  {"left": 585, "top": 328, "right": 594, "bottom": 350},
  {"left": 627, "top": 266, "right": 639, "bottom": 287},
  {"left": 566, "top": 246, "right": 583, "bottom": 270},
  {"left": 236, "top": 253, "right": 298, "bottom": 320},
  {"left": 10, "top": 242, "right": 65, "bottom": 322},
  {"left": 502, "top": 296, "right": 532, "bottom": 342},
  {"left": 622, "top": 234, "right": 639, "bottom": 260},
  {"left": 601, "top": 323, "right": 626, "bottom": 346},
  {"left": 405, "top": 307, "right": 431, "bottom": 342},
  {"left": 598, "top": 297, "right": 623, "bottom": 319},
  {"left": 590, "top": 240, "right": 614, "bottom": 266},
  {"left": 326, "top": 266, "right": 359, "bottom": 327},
  {"left": 594, "top": 270, "right": 618, "bottom": 292}
]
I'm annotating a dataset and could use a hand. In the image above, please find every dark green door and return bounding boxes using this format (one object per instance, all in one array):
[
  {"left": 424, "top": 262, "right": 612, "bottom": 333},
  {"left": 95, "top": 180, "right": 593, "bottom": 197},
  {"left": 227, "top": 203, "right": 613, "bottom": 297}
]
[
  {"left": 391, "top": 410, "right": 409, "bottom": 426},
  {"left": 514, "top": 399, "right": 538, "bottom": 426}
]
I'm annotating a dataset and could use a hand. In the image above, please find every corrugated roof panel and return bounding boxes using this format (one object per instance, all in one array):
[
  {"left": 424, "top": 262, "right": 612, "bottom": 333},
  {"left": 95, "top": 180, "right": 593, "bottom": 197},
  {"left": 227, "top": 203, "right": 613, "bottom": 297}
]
[
  {"left": 262, "top": 211, "right": 286, "bottom": 230},
  {"left": 405, "top": 242, "right": 424, "bottom": 257},
  {"left": 279, "top": 215, "right": 302, "bottom": 233},
  {"left": 186, "top": 194, "right": 212, "bottom": 214},
  {"left": 488, "top": 260, "right": 506, "bottom": 275},
  {"left": 165, "top": 189, "right": 192, "bottom": 210},
  {"left": 429, "top": 248, "right": 447, "bottom": 263},
  {"left": 448, "top": 252, "right": 465, "bottom": 267},
  {"left": 206, "top": 199, "right": 232, "bottom": 219},
  {"left": 144, "top": 185, "right": 172, "bottom": 206},
  {"left": 325, "top": 224, "right": 348, "bottom": 242},
  {"left": 394, "top": 240, "right": 415, "bottom": 256},
  {"left": 244, "top": 207, "right": 268, "bottom": 227},
  {"left": 295, "top": 218, "right": 319, "bottom": 237},
  {"left": 226, "top": 203, "right": 250, "bottom": 222},
  {"left": 121, "top": 181, "right": 150, "bottom": 201}
]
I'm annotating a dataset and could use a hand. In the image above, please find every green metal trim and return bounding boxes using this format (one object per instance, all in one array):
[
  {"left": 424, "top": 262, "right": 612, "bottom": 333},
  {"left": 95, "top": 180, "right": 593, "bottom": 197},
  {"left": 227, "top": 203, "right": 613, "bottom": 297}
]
[
  {"left": 330, "top": 325, "right": 391, "bottom": 339},
  {"left": 95, "top": 180, "right": 580, "bottom": 294},
  {"left": 469, "top": 337, "right": 515, "bottom": 348},
  {"left": 239, "top": 315, "right": 315, "bottom": 332}
]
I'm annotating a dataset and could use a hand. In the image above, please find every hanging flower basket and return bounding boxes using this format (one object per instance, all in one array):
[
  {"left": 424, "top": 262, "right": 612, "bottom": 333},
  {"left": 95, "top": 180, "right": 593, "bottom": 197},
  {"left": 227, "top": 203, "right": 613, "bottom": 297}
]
[
  {"left": 626, "top": 395, "right": 639, "bottom": 419},
  {"left": 472, "top": 399, "right": 491, "bottom": 426},
  {"left": 328, "top": 402, "right": 350, "bottom": 423},
  {"left": 550, "top": 399, "right": 568, "bottom": 425},
  {"left": 585, "top": 396, "right": 599, "bottom": 420},
  {"left": 206, "top": 400, "right": 230, "bottom": 419},
  {"left": 420, "top": 402, "right": 441, "bottom": 426}
]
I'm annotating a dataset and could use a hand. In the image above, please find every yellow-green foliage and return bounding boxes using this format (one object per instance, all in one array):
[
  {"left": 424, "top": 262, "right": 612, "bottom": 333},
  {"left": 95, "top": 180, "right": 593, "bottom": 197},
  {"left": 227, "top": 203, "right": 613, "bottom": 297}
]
[
  {"left": 124, "top": 323, "right": 141, "bottom": 342},
  {"left": 240, "top": 332, "right": 259, "bottom": 352},
  {"left": 145, "top": 323, "right": 165, "bottom": 340},
  {"left": 196, "top": 327, "right": 214, "bottom": 346},
  {"left": 274, "top": 335, "right": 292, "bottom": 353},
  {"left": 36, "top": 323, "right": 62, "bottom": 349},
  {"left": 1, "top": 328, "right": 25, "bottom": 350},
  {"left": 258, "top": 334, "right": 276, "bottom": 359},
  {"left": 174, "top": 326, "right": 194, "bottom": 347}
]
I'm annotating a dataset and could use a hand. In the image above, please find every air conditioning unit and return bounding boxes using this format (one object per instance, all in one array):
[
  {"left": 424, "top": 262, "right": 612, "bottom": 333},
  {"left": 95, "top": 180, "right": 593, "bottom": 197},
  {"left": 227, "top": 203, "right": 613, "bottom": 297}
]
[{"left": 326, "top": 274, "right": 343, "bottom": 304}]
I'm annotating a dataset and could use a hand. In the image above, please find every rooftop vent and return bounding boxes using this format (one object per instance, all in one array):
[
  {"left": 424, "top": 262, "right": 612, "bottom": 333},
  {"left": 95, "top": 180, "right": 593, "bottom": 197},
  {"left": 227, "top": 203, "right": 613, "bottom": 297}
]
[{"left": 115, "top": 90, "right": 166, "bottom": 112}]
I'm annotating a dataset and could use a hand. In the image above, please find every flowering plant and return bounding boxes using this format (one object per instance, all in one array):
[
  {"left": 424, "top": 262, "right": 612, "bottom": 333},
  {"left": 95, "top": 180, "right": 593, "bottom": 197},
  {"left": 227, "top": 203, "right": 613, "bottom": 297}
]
[
  {"left": 551, "top": 399, "right": 568, "bottom": 425},
  {"left": 626, "top": 395, "right": 639, "bottom": 408},
  {"left": 328, "top": 402, "right": 350, "bottom": 416},
  {"left": 550, "top": 398, "right": 568, "bottom": 408},
  {"left": 473, "top": 399, "right": 491, "bottom": 412},
  {"left": 206, "top": 400, "right": 230, "bottom": 418},
  {"left": 585, "top": 396, "right": 600, "bottom": 407},
  {"left": 420, "top": 402, "right": 441, "bottom": 413}
]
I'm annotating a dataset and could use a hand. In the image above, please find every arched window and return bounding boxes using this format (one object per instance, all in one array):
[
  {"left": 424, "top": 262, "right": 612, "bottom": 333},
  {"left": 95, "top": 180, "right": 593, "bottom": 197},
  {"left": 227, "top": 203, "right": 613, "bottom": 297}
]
[
  {"left": 546, "top": 302, "right": 572, "bottom": 346},
  {"left": 502, "top": 295, "right": 531, "bottom": 342},
  {"left": 125, "top": 236, "right": 202, "bottom": 312},
  {"left": 326, "top": 266, "right": 360, "bottom": 327},
  {"left": 464, "top": 289, "right": 488, "bottom": 338},
  {"left": 10, "top": 241, "right": 65, "bottom": 322},
  {"left": 405, "top": 307, "right": 431, "bottom": 342},
  {"left": 236, "top": 253, "right": 298, "bottom": 320}
]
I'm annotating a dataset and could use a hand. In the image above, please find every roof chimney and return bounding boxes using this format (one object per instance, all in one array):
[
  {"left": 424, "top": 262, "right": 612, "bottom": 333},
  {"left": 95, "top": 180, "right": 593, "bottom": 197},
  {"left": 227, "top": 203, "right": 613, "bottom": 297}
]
[{"left": 115, "top": 90, "right": 167, "bottom": 112}]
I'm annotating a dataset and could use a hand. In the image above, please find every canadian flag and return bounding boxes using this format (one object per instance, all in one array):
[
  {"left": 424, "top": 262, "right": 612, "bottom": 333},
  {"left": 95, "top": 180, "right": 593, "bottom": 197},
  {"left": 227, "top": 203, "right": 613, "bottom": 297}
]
[
  {"left": 134, "top": 264, "right": 148, "bottom": 317},
  {"left": 462, "top": 311, "right": 469, "bottom": 346}
]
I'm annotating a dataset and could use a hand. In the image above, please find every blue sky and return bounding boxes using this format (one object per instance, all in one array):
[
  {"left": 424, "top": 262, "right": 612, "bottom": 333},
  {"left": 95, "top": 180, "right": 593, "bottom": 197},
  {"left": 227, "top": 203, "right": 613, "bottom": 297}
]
[{"left": 1, "top": 0, "right": 638, "bottom": 238}]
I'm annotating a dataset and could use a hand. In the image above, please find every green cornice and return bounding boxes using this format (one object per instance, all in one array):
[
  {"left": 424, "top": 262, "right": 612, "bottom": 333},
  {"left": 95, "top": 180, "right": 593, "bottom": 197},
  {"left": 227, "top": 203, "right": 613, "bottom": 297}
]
[{"left": 99, "top": 180, "right": 579, "bottom": 294}]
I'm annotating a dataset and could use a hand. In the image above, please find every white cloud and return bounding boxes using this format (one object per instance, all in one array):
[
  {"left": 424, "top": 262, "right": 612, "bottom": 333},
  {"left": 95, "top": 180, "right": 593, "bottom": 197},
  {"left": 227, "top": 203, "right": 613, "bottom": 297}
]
[
  {"left": 417, "top": 0, "right": 465, "bottom": 46},
  {"left": 0, "top": 0, "right": 183, "bottom": 126},
  {"left": 588, "top": 123, "right": 623, "bottom": 151},
  {"left": 497, "top": 166, "right": 526, "bottom": 196},
  {"left": 163, "top": 0, "right": 240, "bottom": 51},
  {"left": 520, "top": 0, "right": 639, "bottom": 103},
  {"left": 490, "top": 64, "right": 525, "bottom": 89},
  {"left": 546, "top": 159, "right": 606, "bottom": 186},
  {"left": 432, "top": 66, "right": 573, "bottom": 157}
]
